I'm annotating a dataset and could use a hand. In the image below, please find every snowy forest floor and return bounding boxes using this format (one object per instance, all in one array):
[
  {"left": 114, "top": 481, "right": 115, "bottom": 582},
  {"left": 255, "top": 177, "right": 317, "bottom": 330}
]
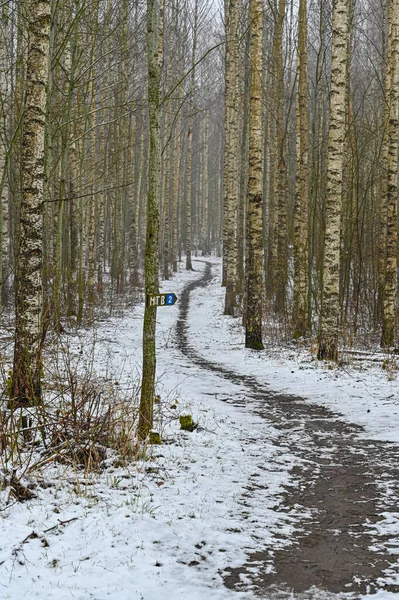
[{"left": 1, "top": 258, "right": 399, "bottom": 599}]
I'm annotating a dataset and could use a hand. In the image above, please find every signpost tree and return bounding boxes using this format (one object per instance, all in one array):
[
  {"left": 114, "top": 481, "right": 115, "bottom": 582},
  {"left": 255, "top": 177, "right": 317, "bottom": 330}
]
[{"left": 137, "top": 0, "right": 164, "bottom": 441}]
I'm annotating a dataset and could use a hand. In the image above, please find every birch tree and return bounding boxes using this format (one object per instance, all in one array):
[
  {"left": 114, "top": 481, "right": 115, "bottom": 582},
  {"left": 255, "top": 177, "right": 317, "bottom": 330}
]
[
  {"left": 223, "top": 0, "right": 239, "bottom": 315},
  {"left": 381, "top": 0, "right": 399, "bottom": 347},
  {"left": 185, "top": 0, "right": 199, "bottom": 271},
  {"left": 11, "top": 0, "right": 51, "bottom": 406},
  {"left": 0, "top": 3, "right": 9, "bottom": 310},
  {"left": 138, "top": 0, "right": 164, "bottom": 440},
  {"left": 317, "top": 0, "right": 349, "bottom": 360},
  {"left": 273, "top": 0, "right": 288, "bottom": 315},
  {"left": 377, "top": 5, "right": 390, "bottom": 326},
  {"left": 245, "top": 0, "right": 264, "bottom": 350},
  {"left": 202, "top": 115, "right": 210, "bottom": 255},
  {"left": 292, "top": 0, "right": 309, "bottom": 338}
]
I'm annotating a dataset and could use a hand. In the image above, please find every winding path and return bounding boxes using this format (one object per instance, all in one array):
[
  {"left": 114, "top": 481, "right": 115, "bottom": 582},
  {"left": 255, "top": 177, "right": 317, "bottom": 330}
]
[{"left": 176, "top": 261, "right": 399, "bottom": 597}]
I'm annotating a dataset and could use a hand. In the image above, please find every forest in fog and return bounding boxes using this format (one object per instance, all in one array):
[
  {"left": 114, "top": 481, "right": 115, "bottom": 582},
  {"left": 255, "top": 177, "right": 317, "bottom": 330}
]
[
  {"left": 2, "top": 3, "right": 399, "bottom": 595},
  {"left": 0, "top": 0, "right": 398, "bottom": 395}
]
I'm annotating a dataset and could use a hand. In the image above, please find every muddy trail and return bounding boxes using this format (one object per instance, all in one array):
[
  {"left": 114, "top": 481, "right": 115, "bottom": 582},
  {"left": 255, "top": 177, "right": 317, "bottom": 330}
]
[{"left": 175, "top": 261, "right": 399, "bottom": 598}]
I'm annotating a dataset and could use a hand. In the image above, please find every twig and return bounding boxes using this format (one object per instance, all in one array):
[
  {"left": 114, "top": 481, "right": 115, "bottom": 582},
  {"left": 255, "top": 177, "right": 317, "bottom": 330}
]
[
  {"left": 11, "top": 517, "right": 79, "bottom": 558},
  {"left": 44, "top": 517, "right": 78, "bottom": 534}
]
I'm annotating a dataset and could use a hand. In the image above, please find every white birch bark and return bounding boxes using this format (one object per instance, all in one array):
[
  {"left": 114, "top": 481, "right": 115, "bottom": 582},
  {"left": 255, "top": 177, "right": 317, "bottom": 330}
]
[
  {"left": 245, "top": 0, "right": 264, "bottom": 350},
  {"left": 185, "top": 0, "right": 198, "bottom": 271},
  {"left": 0, "top": 4, "right": 9, "bottom": 309},
  {"left": 11, "top": 0, "right": 51, "bottom": 405},
  {"left": 223, "top": 0, "right": 240, "bottom": 315},
  {"left": 381, "top": 0, "right": 399, "bottom": 347},
  {"left": 171, "top": 112, "right": 181, "bottom": 272},
  {"left": 128, "top": 111, "right": 138, "bottom": 290},
  {"left": 162, "top": 130, "right": 171, "bottom": 280},
  {"left": 87, "top": 3, "right": 99, "bottom": 318},
  {"left": 292, "top": 0, "right": 309, "bottom": 338},
  {"left": 202, "top": 116, "right": 209, "bottom": 255},
  {"left": 377, "top": 0, "right": 390, "bottom": 323},
  {"left": 317, "top": 0, "right": 349, "bottom": 360},
  {"left": 274, "top": 0, "right": 288, "bottom": 314},
  {"left": 65, "top": 19, "right": 79, "bottom": 317}
]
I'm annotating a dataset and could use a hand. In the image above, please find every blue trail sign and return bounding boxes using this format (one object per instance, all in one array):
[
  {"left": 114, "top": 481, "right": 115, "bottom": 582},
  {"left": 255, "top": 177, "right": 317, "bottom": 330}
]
[{"left": 147, "top": 293, "right": 177, "bottom": 307}]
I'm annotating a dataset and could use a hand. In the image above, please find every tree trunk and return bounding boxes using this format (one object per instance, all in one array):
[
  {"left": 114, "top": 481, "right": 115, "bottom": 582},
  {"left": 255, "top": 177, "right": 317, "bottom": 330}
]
[
  {"left": 86, "top": 2, "right": 99, "bottom": 318},
  {"left": 185, "top": 0, "right": 198, "bottom": 271},
  {"left": 0, "top": 3, "right": 9, "bottom": 311},
  {"left": 274, "top": 0, "right": 288, "bottom": 315},
  {"left": 381, "top": 0, "right": 399, "bottom": 347},
  {"left": 317, "top": 0, "right": 350, "bottom": 360},
  {"left": 138, "top": 0, "right": 164, "bottom": 440},
  {"left": 237, "top": 23, "right": 250, "bottom": 297},
  {"left": 223, "top": 0, "right": 240, "bottom": 315},
  {"left": 202, "top": 116, "right": 210, "bottom": 255},
  {"left": 292, "top": 0, "right": 309, "bottom": 338},
  {"left": 171, "top": 112, "right": 181, "bottom": 271},
  {"left": 245, "top": 0, "right": 264, "bottom": 350},
  {"left": 11, "top": 0, "right": 51, "bottom": 406}
]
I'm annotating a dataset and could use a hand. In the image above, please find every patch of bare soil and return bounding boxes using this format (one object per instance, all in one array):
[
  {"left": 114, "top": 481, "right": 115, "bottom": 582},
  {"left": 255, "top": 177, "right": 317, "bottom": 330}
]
[{"left": 176, "top": 261, "right": 399, "bottom": 597}]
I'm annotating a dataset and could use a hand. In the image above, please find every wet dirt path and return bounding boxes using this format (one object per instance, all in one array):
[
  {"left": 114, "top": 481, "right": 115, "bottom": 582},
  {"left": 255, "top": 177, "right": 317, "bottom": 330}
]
[{"left": 175, "top": 261, "right": 399, "bottom": 598}]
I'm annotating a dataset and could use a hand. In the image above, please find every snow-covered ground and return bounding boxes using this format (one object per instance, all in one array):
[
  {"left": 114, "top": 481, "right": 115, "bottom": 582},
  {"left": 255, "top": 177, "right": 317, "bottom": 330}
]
[
  {"left": 0, "top": 257, "right": 399, "bottom": 599},
  {"left": 189, "top": 260, "right": 399, "bottom": 444}
]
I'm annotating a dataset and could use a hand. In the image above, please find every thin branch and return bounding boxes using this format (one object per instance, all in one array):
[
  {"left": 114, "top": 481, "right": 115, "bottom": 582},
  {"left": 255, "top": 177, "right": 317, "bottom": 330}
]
[{"left": 43, "top": 181, "right": 135, "bottom": 203}]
